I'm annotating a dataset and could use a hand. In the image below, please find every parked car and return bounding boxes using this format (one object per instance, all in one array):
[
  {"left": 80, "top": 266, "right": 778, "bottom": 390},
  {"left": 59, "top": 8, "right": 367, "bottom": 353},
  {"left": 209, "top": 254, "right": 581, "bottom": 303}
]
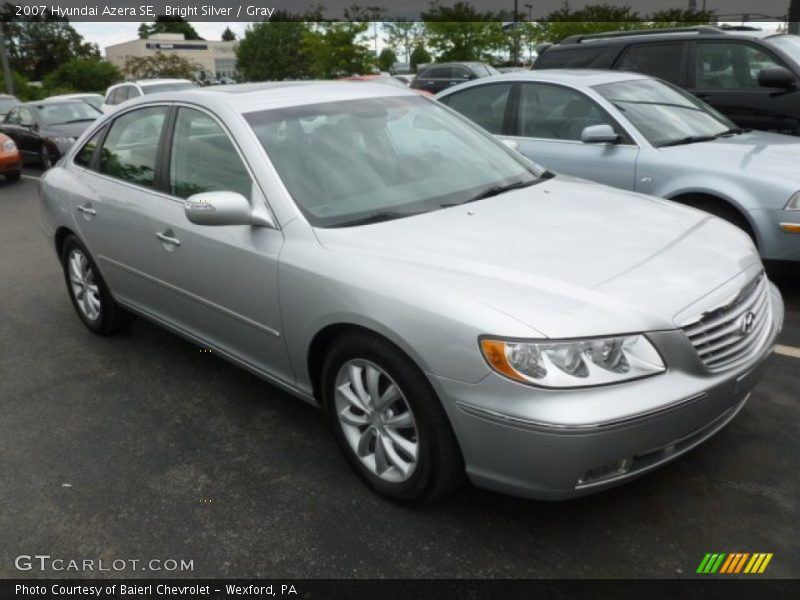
[
  {"left": 40, "top": 82, "right": 783, "bottom": 503},
  {"left": 1, "top": 99, "right": 102, "bottom": 169},
  {"left": 0, "top": 132, "right": 22, "bottom": 182},
  {"left": 102, "top": 79, "right": 196, "bottom": 112},
  {"left": 45, "top": 93, "right": 104, "bottom": 112},
  {"left": 437, "top": 70, "right": 800, "bottom": 264},
  {"left": 533, "top": 26, "right": 800, "bottom": 136},
  {"left": 0, "top": 94, "right": 20, "bottom": 120},
  {"left": 340, "top": 74, "right": 434, "bottom": 96},
  {"left": 392, "top": 75, "right": 413, "bottom": 86},
  {"left": 410, "top": 62, "right": 500, "bottom": 94}
]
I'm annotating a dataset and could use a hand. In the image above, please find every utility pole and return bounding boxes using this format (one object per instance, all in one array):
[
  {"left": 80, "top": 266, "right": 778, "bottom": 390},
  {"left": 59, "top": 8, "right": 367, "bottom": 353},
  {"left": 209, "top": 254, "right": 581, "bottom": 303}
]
[
  {"left": 790, "top": 0, "right": 800, "bottom": 35},
  {"left": 513, "top": 0, "right": 519, "bottom": 66},
  {"left": 0, "top": 22, "right": 14, "bottom": 96},
  {"left": 525, "top": 3, "right": 533, "bottom": 63}
]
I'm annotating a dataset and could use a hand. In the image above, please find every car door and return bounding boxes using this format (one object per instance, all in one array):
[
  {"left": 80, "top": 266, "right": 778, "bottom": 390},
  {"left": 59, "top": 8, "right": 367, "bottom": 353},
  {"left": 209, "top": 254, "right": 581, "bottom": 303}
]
[
  {"left": 148, "top": 105, "right": 293, "bottom": 384},
  {"left": 509, "top": 82, "right": 639, "bottom": 190},
  {"left": 690, "top": 40, "right": 800, "bottom": 135},
  {"left": 419, "top": 67, "right": 455, "bottom": 94},
  {"left": 15, "top": 107, "right": 39, "bottom": 157},
  {"left": 69, "top": 105, "right": 172, "bottom": 316}
]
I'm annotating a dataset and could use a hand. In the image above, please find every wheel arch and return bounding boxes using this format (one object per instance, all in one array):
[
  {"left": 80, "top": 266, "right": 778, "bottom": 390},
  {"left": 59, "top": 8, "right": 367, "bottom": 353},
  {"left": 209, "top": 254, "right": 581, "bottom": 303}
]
[{"left": 666, "top": 191, "right": 760, "bottom": 248}]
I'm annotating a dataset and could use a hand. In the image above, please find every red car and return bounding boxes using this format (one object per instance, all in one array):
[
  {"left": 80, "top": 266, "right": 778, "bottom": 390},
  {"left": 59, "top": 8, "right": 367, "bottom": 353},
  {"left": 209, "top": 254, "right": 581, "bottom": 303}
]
[{"left": 0, "top": 133, "right": 21, "bottom": 182}]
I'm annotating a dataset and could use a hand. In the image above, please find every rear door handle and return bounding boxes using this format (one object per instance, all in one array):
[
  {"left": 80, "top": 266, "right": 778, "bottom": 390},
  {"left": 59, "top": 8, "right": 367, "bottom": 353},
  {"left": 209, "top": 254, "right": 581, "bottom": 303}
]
[
  {"left": 76, "top": 204, "right": 97, "bottom": 217},
  {"left": 155, "top": 231, "right": 181, "bottom": 247}
]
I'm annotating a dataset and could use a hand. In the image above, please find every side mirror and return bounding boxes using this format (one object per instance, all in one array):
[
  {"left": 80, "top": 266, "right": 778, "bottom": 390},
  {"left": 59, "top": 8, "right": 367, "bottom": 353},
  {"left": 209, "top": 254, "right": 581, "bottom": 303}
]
[
  {"left": 581, "top": 124, "right": 619, "bottom": 144},
  {"left": 184, "top": 191, "right": 276, "bottom": 228},
  {"left": 758, "top": 65, "right": 795, "bottom": 90}
]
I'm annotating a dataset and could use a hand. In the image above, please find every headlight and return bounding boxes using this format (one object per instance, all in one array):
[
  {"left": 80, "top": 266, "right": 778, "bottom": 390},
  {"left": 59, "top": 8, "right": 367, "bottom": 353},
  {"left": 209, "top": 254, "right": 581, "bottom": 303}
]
[
  {"left": 2, "top": 139, "right": 15, "bottom": 153},
  {"left": 480, "top": 335, "right": 665, "bottom": 388},
  {"left": 786, "top": 191, "right": 800, "bottom": 210}
]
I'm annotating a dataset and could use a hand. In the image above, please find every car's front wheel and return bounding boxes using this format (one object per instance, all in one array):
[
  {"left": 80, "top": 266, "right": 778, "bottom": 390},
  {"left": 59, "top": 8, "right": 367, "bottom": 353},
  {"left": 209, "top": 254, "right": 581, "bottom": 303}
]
[
  {"left": 322, "top": 331, "right": 464, "bottom": 504},
  {"left": 61, "top": 235, "right": 134, "bottom": 334},
  {"left": 40, "top": 145, "right": 55, "bottom": 170}
]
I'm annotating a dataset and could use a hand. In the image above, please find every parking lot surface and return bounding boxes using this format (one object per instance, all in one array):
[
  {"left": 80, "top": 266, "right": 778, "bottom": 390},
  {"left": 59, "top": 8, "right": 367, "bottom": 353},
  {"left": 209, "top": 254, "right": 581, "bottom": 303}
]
[{"left": 1, "top": 171, "right": 798, "bottom": 578}]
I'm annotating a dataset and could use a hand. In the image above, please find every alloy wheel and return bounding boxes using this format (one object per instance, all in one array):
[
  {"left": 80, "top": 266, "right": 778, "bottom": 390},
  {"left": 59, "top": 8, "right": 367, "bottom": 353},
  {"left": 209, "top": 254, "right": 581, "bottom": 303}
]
[
  {"left": 334, "top": 359, "right": 419, "bottom": 483},
  {"left": 68, "top": 248, "right": 101, "bottom": 321}
]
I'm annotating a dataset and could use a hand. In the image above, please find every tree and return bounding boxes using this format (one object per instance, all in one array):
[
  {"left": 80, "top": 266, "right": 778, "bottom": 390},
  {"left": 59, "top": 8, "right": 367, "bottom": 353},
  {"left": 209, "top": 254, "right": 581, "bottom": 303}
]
[
  {"left": 538, "top": 5, "right": 644, "bottom": 43},
  {"left": 384, "top": 21, "right": 426, "bottom": 63},
  {"left": 0, "top": 9, "right": 100, "bottom": 81},
  {"left": 378, "top": 48, "right": 397, "bottom": 72},
  {"left": 123, "top": 52, "right": 200, "bottom": 79},
  {"left": 236, "top": 17, "right": 312, "bottom": 81},
  {"left": 410, "top": 44, "right": 431, "bottom": 72},
  {"left": 304, "top": 22, "right": 372, "bottom": 78},
  {"left": 138, "top": 17, "right": 203, "bottom": 41},
  {"left": 422, "top": 2, "right": 505, "bottom": 62},
  {"left": 647, "top": 9, "right": 714, "bottom": 28},
  {"left": 221, "top": 27, "right": 237, "bottom": 42},
  {"left": 44, "top": 58, "right": 121, "bottom": 93}
]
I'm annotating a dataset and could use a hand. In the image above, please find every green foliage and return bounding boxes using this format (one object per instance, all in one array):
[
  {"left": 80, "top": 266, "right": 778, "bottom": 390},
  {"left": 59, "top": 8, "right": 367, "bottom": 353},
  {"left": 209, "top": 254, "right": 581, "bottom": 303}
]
[
  {"left": 43, "top": 58, "right": 121, "bottom": 94},
  {"left": 138, "top": 17, "right": 203, "bottom": 41},
  {"left": 422, "top": 2, "right": 505, "bottom": 62},
  {"left": 123, "top": 52, "right": 200, "bottom": 79},
  {"left": 384, "top": 21, "right": 426, "bottom": 63},
  {"left": 10, "top": 71, "right": 45, "bottom": 101},
  {"left": 221, "top": 27, "right": 237, "bottom": 42},
  {"left": 237, "top": 19, "right": 312, "bottom": 81},
  {"left": 1, "top": 16, "right": 100, "bottom": 81},
  {"left": 410, "top": 44, "right": 432, "bottom": 72},
  {"left": 378, "top": 48, "right": 398, "bottom": 72},
  {"left": 648, "top": 10, "right": 715, "bottom": 28},
  {"left": 304, "top": 22, "right": 372, "bottom": 78}
]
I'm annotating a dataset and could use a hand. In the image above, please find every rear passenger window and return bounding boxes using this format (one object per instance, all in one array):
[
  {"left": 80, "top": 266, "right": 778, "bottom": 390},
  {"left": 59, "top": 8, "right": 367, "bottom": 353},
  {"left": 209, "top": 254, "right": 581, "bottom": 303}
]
[
  {"left": 441, "top": 83, "right": 512, "bottom": 134},
  {"left": 169, "top": 108, "right": 252, "bottom": 200},
  {"left": 99, "top": 106, "right": 168, "bottom": 188},
  {"left": 616, "top": 42, "right": 685, "bottom": 84},
  {"left": 74, "top": 127, "right": 105, "bottom": 168},
  {"left": 535, "top": 46, "right": 606, "bottom": 69}
]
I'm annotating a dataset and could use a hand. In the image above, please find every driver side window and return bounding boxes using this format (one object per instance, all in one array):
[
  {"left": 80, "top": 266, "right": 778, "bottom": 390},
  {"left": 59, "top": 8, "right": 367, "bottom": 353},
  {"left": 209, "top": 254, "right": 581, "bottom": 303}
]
[
  {"left": 696, "top": 42, "right": 784, "bottom": 89},
  {"left": 517, "top": 83, "right": 615, "bottom": 141}
]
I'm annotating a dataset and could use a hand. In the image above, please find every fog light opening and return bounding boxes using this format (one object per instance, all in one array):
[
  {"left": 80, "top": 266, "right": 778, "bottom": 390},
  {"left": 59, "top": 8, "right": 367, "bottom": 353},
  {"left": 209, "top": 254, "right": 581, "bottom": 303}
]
[{"left": 577, "top": 458, "right": 633, "bottom": 487}]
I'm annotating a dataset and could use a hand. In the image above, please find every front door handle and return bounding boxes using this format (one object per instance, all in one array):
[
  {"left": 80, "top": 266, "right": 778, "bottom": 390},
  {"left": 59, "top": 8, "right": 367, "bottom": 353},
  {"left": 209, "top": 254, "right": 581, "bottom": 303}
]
[
  {"left": 155, "top": 231, "right": 181, "bottom": 247},
  {"left": 76, "top": 204, "right": 97, "bottom": 217}
]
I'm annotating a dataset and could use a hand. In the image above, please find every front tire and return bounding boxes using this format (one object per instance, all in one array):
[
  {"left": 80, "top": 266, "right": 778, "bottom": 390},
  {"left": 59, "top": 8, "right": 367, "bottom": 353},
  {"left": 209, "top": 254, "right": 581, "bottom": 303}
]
[
  {"left": 40, "top": 145, "right": 55, "bottom": 170},
  {"left": 61, "top": 235, "right": 134, "bottom": 335},
  {"left": 322, "top": 331, "right": 464, "bottom": 504}
]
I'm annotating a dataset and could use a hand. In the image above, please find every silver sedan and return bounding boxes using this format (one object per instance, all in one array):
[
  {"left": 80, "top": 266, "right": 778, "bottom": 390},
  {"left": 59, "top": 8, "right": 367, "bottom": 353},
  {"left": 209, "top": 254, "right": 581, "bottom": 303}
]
[
  {"left": 39, "top": 82, "right": 784, "bottom": 503},
  {"left": 437, "top": 69, "right": 800, "bottom": 263}
]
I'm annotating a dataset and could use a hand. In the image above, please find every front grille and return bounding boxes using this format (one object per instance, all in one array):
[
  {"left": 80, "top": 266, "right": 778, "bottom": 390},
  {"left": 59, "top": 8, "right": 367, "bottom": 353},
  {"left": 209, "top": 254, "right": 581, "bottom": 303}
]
[{"left": 683, "top": 273, "right": 772, "bottom": 372}]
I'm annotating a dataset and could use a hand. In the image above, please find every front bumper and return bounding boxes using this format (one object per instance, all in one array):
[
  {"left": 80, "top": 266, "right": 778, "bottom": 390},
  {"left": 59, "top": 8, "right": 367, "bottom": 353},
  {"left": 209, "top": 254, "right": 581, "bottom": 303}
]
[
  {"left": 0, "top": 156, "right": 21, "bottom": 173},
  {"left": 429, "top": 283, "right": 784, "bottom": 500}
]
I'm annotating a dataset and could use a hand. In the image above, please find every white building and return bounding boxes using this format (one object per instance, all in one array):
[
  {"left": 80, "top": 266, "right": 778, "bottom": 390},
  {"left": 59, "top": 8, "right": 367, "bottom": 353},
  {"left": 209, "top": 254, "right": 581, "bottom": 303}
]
[{"left": 105, "top": 33, "right": 238, "bottom": 81}]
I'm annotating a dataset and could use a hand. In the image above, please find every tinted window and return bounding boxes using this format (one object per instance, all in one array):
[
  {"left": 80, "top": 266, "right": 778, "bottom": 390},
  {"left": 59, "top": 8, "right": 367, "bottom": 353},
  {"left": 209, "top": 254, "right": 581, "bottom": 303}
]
[
  {"left": 535, "top": 46, "right": 606, "bottom": 69},
  {"left": 99, "top": 106, "right": 168, "bottom": 188},
  {"left": 696, "top": 42, "right": 784, "bottom": 89},
  {"left": 169, "top": 108, "right": 252, "bottom": 200},
  {"left": 74, "top": 127, "right": 105, "bottom": 168},
  {"left": 518, "top": 83, "right": 615, "bottom": 141},
  {"left": 442, "top": 83, "right": 512, "bottom": 134},
  {"left": 616, "top": 43, "right": 685, "bottom": 84},
  {"left": 424, "top": 67, "right": 453, "bottom": 79}
]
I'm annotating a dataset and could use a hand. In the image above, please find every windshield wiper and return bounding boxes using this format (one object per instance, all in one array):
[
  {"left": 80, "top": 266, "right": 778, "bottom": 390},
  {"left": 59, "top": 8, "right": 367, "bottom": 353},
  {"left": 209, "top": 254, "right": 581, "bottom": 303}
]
[
  {"left": 331, "top": 211, "right": 418, "bottom": 228},
  {"left": 59, "top": 118, "right": 97, "bottom": 124},
  {"left": 444, "top": 178, "right": 539, "bottom": 208},
  {"left": 658, "top": 135, "right": 718, "bottom": 147},
  {"left": 716, "top": 127, "right": 751, "bottom": 137}
]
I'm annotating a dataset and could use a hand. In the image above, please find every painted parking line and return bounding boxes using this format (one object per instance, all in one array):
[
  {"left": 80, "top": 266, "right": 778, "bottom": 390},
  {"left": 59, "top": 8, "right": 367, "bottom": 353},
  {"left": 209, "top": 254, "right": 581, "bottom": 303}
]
[{"left": 775, "top": 344, "right": 800, "bottom": 359}]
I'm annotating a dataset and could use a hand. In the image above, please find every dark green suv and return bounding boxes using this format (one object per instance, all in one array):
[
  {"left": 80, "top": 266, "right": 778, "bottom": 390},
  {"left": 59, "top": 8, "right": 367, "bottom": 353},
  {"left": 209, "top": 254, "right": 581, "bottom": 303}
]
[{"left": 533, "top": 26, "right": 800, "bottom": 135}]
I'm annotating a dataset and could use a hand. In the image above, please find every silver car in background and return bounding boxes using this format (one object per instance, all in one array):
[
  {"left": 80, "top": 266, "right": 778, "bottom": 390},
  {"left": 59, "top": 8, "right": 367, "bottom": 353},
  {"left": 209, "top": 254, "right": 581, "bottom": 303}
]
[
  {"left": 437, "top": 70, "right": 800, "bottom": 263},
  {"left": 39, "top": 82, "right": 784, "bottom": 503}
]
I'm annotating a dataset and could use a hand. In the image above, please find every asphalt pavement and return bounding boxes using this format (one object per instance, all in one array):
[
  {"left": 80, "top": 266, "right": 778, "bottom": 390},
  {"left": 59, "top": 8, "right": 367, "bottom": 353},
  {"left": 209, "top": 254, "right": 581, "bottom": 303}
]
[{"left": 1, "top": 170, "right": 798, "bottom": 578}]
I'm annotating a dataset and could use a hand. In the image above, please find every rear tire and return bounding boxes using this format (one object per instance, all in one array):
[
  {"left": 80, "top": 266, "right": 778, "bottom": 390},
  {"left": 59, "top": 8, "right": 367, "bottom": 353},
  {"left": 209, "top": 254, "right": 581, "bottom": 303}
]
[
  {"left": 61, "top": 235, "right": 134, "bottom": 335},
  {"left": 40, "top": 145, "right": 55, "bottom": 170},
  {"left": 322, "top": 331, "right": 464, "bottom": 505}
]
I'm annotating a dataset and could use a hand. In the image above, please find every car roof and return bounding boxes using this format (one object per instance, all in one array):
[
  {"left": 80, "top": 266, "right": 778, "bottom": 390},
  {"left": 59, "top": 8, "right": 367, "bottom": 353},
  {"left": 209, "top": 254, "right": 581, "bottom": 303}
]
[
  {"left": 123, "top": 80, "right": 416, "bottom": 114},
  {"left": 442, "top": 69, "right": 650, "bottom": 90},
  {"left": 112, "top": 79, "right": 193, "bottom": 88},
  {"left": 553, "top": 26, "right": 774, "bottom": 46}
]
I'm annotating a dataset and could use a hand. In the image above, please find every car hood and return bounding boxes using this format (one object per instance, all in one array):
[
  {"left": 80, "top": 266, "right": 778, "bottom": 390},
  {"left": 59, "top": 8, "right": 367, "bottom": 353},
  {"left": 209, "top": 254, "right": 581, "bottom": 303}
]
[
  {"left": 42, "top": 122, "right": 95, "bottom": 139},
  {"left": 314, "top": 177, "right": 761, "bottom": 338},
  {"left": 659, "top": 130, "right": 800, "bottom": 182}
]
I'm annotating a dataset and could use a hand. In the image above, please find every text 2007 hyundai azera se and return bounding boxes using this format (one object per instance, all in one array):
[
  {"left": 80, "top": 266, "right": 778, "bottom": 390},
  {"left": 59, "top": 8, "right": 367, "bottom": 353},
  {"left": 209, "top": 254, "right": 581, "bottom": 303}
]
[{"left": 39, "top": 82, "right": 784, "bottom": 503}]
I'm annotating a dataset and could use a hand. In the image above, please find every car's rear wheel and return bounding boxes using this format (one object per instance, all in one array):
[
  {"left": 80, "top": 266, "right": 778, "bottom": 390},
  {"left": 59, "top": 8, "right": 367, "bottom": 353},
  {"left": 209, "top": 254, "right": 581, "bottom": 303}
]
[
  {"left": 322, "top": 331, "right": 464, "bottom": 504},
  {"left": 61, "top": 235, "right": 134, "bottom": 335}
]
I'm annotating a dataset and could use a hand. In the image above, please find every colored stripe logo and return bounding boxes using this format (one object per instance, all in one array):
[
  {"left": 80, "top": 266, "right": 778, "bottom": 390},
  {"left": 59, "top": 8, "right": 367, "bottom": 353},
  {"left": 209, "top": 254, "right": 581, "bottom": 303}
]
[{"left": 696, "top": 553, "right": 773, "bottom": 574}]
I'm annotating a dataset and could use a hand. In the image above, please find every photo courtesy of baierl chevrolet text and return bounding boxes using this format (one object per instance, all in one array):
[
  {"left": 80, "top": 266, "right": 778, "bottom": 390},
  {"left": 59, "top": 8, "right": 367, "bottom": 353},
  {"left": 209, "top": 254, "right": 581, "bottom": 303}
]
[{"left": 1, "top": 0, "right": 798, "bottom": 598}]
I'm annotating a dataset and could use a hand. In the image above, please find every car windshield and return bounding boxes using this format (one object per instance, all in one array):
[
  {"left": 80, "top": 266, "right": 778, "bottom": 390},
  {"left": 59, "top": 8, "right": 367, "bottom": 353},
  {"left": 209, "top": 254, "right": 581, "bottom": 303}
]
[
  {"left": 81, "top": 96, "right": 104, "bottom": 110},
  {"left": 766, "top": 34, "right": 800, "bottom": 63},
  {"left": 0, "top": 98, "right": 18, "bottom": 113},
  {"left": 142, "top": 82, "right": 196, "bottom": 94},
  {"left": 246, "top": 95, "right": 542, "bottom": 227},
  {"left": 34, "top": 101, "right": 102, "bottom": 125},
  {"left": 594, "top": 78, "right": 735, "bottom": 147}
]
